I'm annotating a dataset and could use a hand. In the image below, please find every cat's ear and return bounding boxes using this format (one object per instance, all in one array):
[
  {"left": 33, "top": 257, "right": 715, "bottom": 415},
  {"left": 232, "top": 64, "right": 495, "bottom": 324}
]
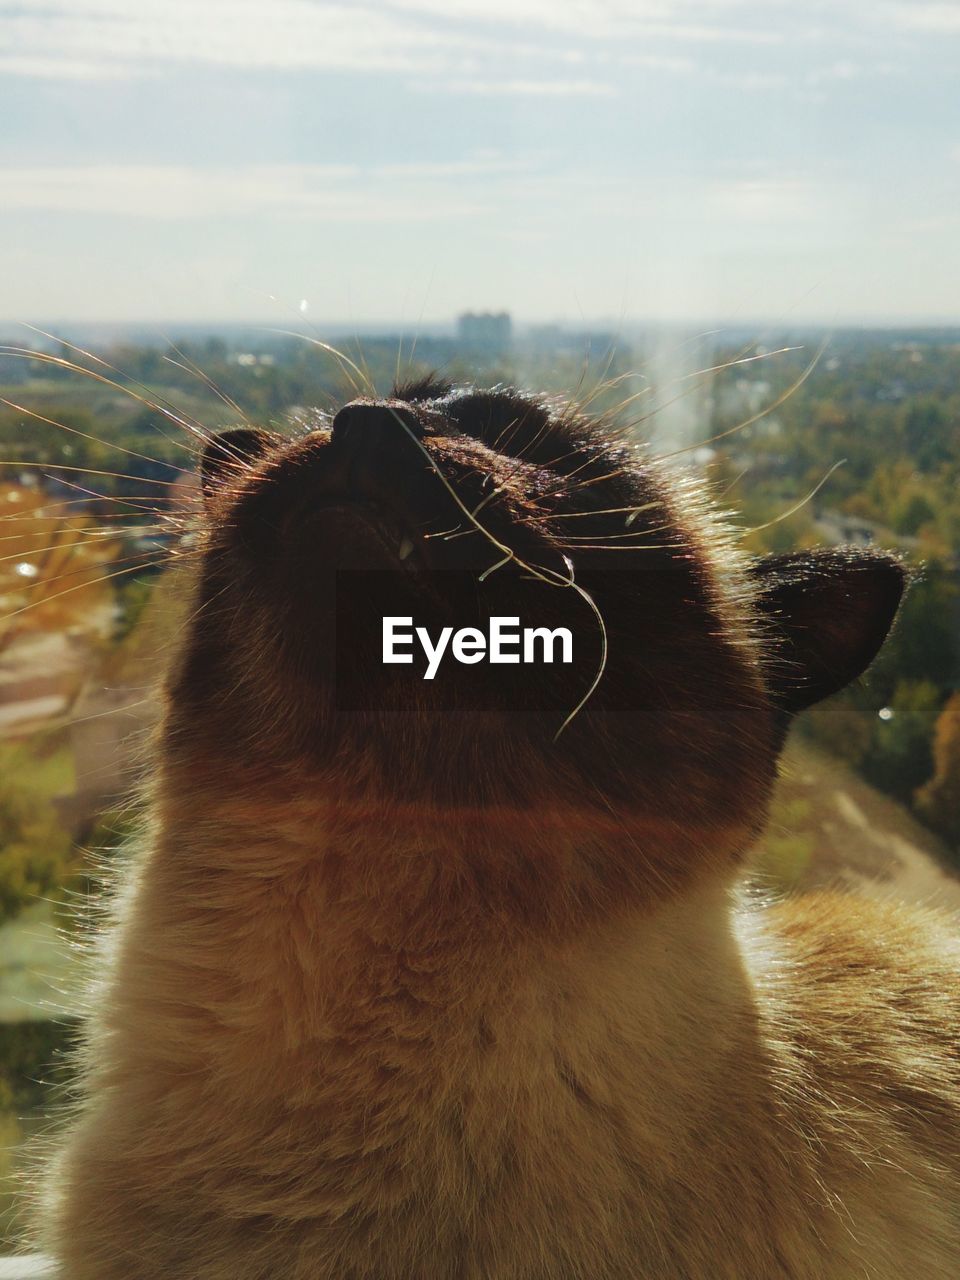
[
  {"left": 200, "top": 428, "right": 276, "bottom": 503},
  {"left": 751, "top": 548, "right": 907, "bottom": 716}
]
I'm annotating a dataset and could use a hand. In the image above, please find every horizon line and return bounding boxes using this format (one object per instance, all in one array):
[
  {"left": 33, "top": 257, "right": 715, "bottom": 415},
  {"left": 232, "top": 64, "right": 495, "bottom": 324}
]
[{"left": 5, "top": 316, "right": 960, "bottom": 336}]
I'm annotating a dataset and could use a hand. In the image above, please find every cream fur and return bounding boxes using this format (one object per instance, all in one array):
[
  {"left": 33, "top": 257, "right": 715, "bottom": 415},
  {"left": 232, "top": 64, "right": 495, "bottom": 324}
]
[{"left": 37, "top": 779, "right": 960, "bottom": 1279}]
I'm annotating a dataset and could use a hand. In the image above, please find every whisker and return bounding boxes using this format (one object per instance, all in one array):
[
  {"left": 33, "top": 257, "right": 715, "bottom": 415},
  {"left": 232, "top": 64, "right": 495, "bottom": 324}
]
[
  {"left": 352, "top": 338, "right": 379, "bottom": 401},
  {"left": 655, "top": 339, "right": 827, "bottom": 462},
  {"left": 531, "top": 419, "right": 643, "bottom": 499},
  {"left": 547, "top": 462, "right": 638, "bottom": 500},
  {"left": 0, "top": 496, "right": 187, "bottom": 523},
  {"left": 713, "top": 465, "right": 752, "bottom": 501},
  {"left": 395, "top": 330, "right": 405, "bottom": 393},
  {"left": 602, "top": 344, "right": 767, "bottom": 444},
  {"left": 68, "top": 696, "right": 155, "bottom": 726},
  {"left": 20, "top": 325, "right": 216, "bottom": 447},
  {"left": 555, "top": 528, "right": 667, "bottom": 543},
  {"left": 552, "top": 576, "right": 608, "bottom": 742},
  {"left": 565, "top": 332, "right": 699, "bottom": 426},
  {"left": 565, "top": 335, "right": 797, "bottom": 453},
  {"left": 381, "top": 405, "right": 609, "bottom": 736},
  {"left": 566, "top": 348, "right": 636, "bottom": 419},
  {"left": 741, "top": 459, "right": 845, "bottom": 536},
  {"left": 0, "top": 557, "right": 170, "bottom": 629},
  {"left": 180, "top": 578, "right": 235, "bottom": 629},
  {"left": 0, "top": 535, "right": 124, "bottom": 567},
  {"left": 0, "top": 395, "right": 197, "bottom": 479},
  {"left": 1, "top": 545, "right": 170, "bottom": 594},
  {"left": 4, "top": 499, "right": 187, "bottom": 528},
  {"left": 162, "top": 339, "right": 251, "bottom": 426},
  {"left": 672, "top": 344, "right": 803, "bottom": 388},
  {"left": 555, "top": 542, "right": 664, "bottom": 553},
  {"left": 421, "top": 524, "right": 463, "bottom": 540},
  {"left": 532, "top": 452, "right": 626, "bottom": 504},
  {"left": 405, "top": 266, "right": 436, "bottom": 379},
  {"left": 518, "top": 502, "right": 662, "bottom": 524},
  {"left": 37, "top": 475, "right": 188, "bottom": 525},
  {"left": 488, "top": 412, "right": 530, "bottom": 458},
  {"left": 0, "top": 345, "right": 208, "bottom": 452},
  {"left": 260, "top": 329, "right": 372, "bottom": 400},
  {"left": 479, "top": 410, "right": 559, "bottom": 503},
  {"left": 0, "top": 522, "right": 167, "bottom": 546},
  {"left": 1, "top": 460, "right": 183, "bottom": 489},
  {"left": 478, "top": 552, "right": 514, "bottom": 582}
]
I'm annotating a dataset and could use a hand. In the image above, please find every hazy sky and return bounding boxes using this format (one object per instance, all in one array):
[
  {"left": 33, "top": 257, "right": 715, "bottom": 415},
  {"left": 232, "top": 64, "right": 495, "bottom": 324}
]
[{"left": 1, "top": 0, "right": 959, "bottom": 325}]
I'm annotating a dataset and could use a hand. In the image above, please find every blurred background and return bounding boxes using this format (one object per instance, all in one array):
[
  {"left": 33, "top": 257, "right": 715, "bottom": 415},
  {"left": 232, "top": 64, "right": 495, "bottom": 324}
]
[{"left": 1, "top": 0, "right": 959, "bottom": 1246}]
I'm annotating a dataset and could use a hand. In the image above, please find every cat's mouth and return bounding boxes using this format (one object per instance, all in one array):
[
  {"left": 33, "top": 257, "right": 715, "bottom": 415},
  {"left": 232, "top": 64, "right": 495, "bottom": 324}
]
[
  {"left": 297, "top": 499, "right": 432, "bottom": 574},
  {"left": 291, "top": 493, "right": 484, "bottom": 634}
]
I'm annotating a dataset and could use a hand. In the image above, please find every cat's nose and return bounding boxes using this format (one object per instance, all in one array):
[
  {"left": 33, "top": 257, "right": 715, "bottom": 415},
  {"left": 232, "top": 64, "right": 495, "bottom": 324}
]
[{"left": 331, "top": 399, "right": 424, "bottom": 449}]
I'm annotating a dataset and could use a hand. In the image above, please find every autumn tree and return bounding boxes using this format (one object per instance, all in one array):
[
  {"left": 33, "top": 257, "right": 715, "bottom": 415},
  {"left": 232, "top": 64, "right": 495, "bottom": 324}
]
[{"left": 916, "top": 692, "right": 960, "bottom": 854}]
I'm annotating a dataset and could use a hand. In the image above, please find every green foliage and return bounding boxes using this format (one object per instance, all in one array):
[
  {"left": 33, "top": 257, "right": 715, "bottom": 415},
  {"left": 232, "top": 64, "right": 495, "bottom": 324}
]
[
  {"left": 113, "top": 572, "right": 156, "bottom": 642},
  {"left": 892, "top": 491, "right": 936, "bottom": 537},
  {"left": 800, "top": 699, "right": 874, "bottom": 768},
  {"left": 916, "top": 694, "right": 960, "bottom": 852},
  {"left": 0, "top": 1018, "right": 79, "bottom": 1112},
  {"left": 707, "top": 334, "right": 960, "bottom": 842},
  {"left": 801, "top": 676, "right": 946, "bottom": 811},
  {"left": 860, "top": 680, "right": 943, "bottom": 801},
  {"left": 0, "top": 742, "right": 76, "bottom": 924},
  {"left": 0, "top": 1019, "right": 79, "bottom": 1249},
  {"left": 901, "top": 397, "right": 956, "bottom": 470},
  {"left": 884, "top": 562, "right": 960, "bottom": 690},
  {"left": 753, "top": 796, "right": 815, "bottom": 887}
]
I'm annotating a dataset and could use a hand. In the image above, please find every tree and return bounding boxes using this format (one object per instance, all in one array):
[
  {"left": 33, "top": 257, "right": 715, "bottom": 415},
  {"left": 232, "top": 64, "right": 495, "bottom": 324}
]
[
  {"left": 0, "top": 481, "right": 122, "bottom": 649},
  {"left": 916, "top": 692, "right": 960, "bottom": 854},
  {"left": 901, "top": 398, "right": 956, "bottom": 471},
  {"left": 892, "top": 491, "right": 936, "bottom": 537},
  {"left": 861, "top": 679, "right": 943, "bottom": 802},
  {"left": 876, "top": 560, "right": 960, "bottom": 695},
  {"left": 0, "top": 742, "right": 74, "bottom": 924}
]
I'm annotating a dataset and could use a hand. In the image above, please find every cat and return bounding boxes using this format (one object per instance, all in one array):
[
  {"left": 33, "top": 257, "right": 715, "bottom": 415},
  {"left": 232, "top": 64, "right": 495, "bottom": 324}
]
[{"left": 35, "top": 377, "right": 960, "bottom": 1278}]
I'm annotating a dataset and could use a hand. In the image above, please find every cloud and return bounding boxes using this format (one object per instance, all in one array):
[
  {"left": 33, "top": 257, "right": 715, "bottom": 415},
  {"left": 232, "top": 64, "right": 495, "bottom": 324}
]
[
  {"left": 0, "top": 160, "right": 532, "bottom": 220},
  {"left": 3, "top": 159, "right": 836, "bottom": 238},
  {"left": 412, "top": 78, "right": 615, "bottom": 96},
  {"left": 710, "top": 70, "right": 788, "bottom": 91},
  {"left": 884, "top": 3, "right": 960, "bottom": 34},
  {"left": 0, "top": 54, "right": 135, "bottom": 80},
  {"left": 383, "top": 0, "right": 786, "bottom": 42},
  {"left": 709, "top": 177, "right": 826, "bottom": 221},
  {"left": 0, "top": 0, "right": 803, "bottom": 85},
  {"left": 0, "top": 2, "right": 459, "bottom": 78}
]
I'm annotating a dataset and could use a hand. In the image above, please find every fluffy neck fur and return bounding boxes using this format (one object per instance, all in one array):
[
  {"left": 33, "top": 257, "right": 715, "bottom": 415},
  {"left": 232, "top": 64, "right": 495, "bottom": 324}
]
[{"left": 43, "top": 768, "right": 960, "bottom": 1280}]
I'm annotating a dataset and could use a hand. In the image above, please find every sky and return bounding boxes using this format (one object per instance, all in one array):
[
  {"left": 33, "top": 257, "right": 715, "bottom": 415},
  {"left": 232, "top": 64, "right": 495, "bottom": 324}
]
[{"left": 1, "top": 0, "right": 959, "bottom": 326}]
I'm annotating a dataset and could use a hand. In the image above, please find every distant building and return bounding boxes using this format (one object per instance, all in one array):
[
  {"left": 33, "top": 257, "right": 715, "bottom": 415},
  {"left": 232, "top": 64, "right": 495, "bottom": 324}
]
[{"left": 456, "top": 311, "right": 512, "bottom": 358}]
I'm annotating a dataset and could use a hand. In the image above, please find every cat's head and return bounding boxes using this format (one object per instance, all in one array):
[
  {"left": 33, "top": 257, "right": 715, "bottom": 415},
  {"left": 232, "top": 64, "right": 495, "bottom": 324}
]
[{"left": 166, "top": 377, "right": 903, "bottom": 910}]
